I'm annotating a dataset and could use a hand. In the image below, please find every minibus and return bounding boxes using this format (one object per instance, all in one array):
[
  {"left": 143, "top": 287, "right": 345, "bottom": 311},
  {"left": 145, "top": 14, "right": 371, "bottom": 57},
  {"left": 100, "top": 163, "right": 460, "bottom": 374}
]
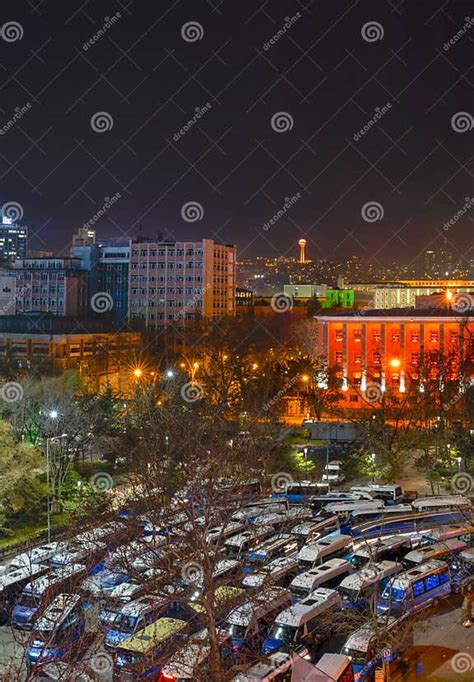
[
  {"left": 224, "top": 526, "right": 274, "bottom": 558},
  {"left": 113, "top": 618, "right": 189, "bottom": 680},
  {"left": 412, "top": 495, "right": 471, "bottom": 514},
  {"left": 249, "top": 512, "right": 289, "bottom": 530},
  {"left": 291, "top": 516, "right": 340, "bottom": 549},
  {"left": 105, "top": 596, "right": 171, "bottom": 649},
  {"left": 158, "top": 628, "right": 212, "bottom": 682},
  {"left": 402, "top": 539, "right": 467, "bottom": 569},
  {"left": 219, "top": 587, "right": 291, "bottom": 657},
  {"left": 49, "top": 540, "right": 106, "bottom": 571},
  {"left": 206, "top": 522, "right": 246, "bottom": 547},
  {"left": 0, "top": 564, "right": 47, "bottom": 625},
  {"left": 322, "top": 461, "right": 345, "bottom": 485},
  {"left": 262, "top": 588, "right": 342, "bottom": 654},
  {"left": 277, "top": 481, "right": 325, "bottom": 505},
  {"left": 290, "top": 559, "right": 352, "bottom": 601},
  {"left": 298, "top": 535, "right": 353, "bottom": 570},
  {"left": 26, "top": 594, "right": 85, "bottom": 667},
  {"left": 350, "top": 485, "right": 405, "bottom": 505},
  {"left": 231, "top": 651, "right": 292, "bottom": 681},
  {"left": 420, "top": 524, "right": 474, "bottom": 546},
  {"left": 100, "top": 567, "right": 164, "bottom": 626},
  {"left": 338, "top": 561, "right": 401, "bottom": 610},
  {"left": 12, "top": 563, "right": 86, "bottom": 629},
  {"left": 82, "top": 568, "right": 131, "bottom": 598},
  {"left": 311, "top": 492, "right": 373, "bottom": 513},
  {"left": 242, "top": 556, "right": 298, "bottom": 589},
  {"left": 377, "top": 560, "right": 451, "bottom": 615},
  {"left": 185, "top": 586, "right": 246, "bottom": 632},
  {"left": 342, "top": 615, "right": 396, "bottom": 677},
  {"left": 351, "top": 536, "right": 412, "bottom": 568},
  {"left": 323, "top": 500, "right": 385, "bottom": 517},
  {"left": 7, "top": 543, "right": 64, "bottom": 572},
  {"left": 242, "top": 535, "right": 298, "bottom": 572},
  {"left": 451, "top": 547, "right": 474, "bottom": 593},
  {"left": 186, "top": 559, "right": 241, "bottom": 599}
]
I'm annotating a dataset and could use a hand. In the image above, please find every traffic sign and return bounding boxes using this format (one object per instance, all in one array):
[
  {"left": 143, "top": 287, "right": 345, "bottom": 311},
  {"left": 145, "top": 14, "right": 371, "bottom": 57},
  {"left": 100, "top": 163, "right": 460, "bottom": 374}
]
[{"left": 382, "top": 646, "right": 394, "bottom": 662}]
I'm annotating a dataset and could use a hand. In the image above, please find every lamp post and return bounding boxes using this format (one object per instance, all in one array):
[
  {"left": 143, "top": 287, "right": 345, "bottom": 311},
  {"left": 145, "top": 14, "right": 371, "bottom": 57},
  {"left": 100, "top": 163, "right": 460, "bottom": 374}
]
[
  {"left": 456, "top": 456, "right": 462, "bottom": 473},
  {"left": 303, "top": 446, "right": 309, "bottom": 479},
  {"left": 371, "top": 452, "right": 376, "bottom": 483}
]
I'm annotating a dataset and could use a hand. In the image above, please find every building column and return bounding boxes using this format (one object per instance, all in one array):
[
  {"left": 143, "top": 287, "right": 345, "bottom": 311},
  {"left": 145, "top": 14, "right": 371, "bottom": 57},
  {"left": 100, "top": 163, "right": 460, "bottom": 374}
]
[
  {"left": 380, "top": 322, "right": 386, "bottom": 392},
  {"left": 342, "top": 322, "right": 348, "bottom": 391},
  {"left": 361, "top": 323, "right": 367, "bottom": 392},
  {"left": 399, "top": 325, "right": 405, "bottom": 392}
]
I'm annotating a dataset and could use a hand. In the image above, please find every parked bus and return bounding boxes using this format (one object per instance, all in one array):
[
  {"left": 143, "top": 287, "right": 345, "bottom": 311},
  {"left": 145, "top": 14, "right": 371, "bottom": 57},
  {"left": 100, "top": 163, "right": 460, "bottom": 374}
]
[
  {"left": 113, "top": 617, "right": 189, "bottom": 680},
  {"left": 262, "top": 588, "right": 342, "bottom": 655},
  {"left": 402, "top": 539, "right": 467, "bottom": 569},
  {"left": 241, "top": 535, "right": 298, "bottom": 572},
  {"left": 12, "top": 564, "right": 86, "bottom": 630},
  {"left": 26, "top": 594, "right": 85, "bottom": 668},
  {"left": 350, "top": 485, "right": 405, "bottom": 505},
  {"left": 0, "top": 564, "right": 47, "bottom": 625},
  {"left": 291, "top": 516, "right": 340, "bottom": 549},
  {"left": 105, "top": 596, "right": 171, "bottom": 649},
  {"left": 311, "top": 493, "right": 373, "bottom": 514},
  {"left": 219, "top": 587, "right": 291, "bottom": 657},
  {"left": 342, "top": 615, "right": 397, "bottom": 677},
  {"left": 99, "top": 568, "right": 164, "bottom": 626},
  {"left": 158, "top": 628, "right": 212, "bottom": 682},
  {"left": 298, "top": 535, "right": 353, "bottom": 571},
  {"left": 412, "top": 495, "right": 471, "bottom": 513},
  {"left": 377, "top": 560, "right": 451, "bottom": 616},
  {"left": 6, "top": 543, "right": 64, "bottom": 573},
  {"left": 224, "top": 526, "right": 274, "bottom": 558},
  {"left": 206, "top": 522, "right": 246, "bottom": 548},
  {"left": 277, "top": 482, "right": 327, "bottom": 505},
  {"left": 351, "top": 536, "right": 412, "bottom": 568},
  {"left": 337, "top": 561, "right": 401, "bottom": 610},
  {"left": 48, "top": 541, "right": 106, "bottom": 571},
  {"left": 242, "top": 557, "right": 298, "bottom": 590},
  {"left": 420, "top": 524, "right": 474, "bottom": 546},
  {"left": 290, "top": 559, "right": 352, "bottom": 602}
]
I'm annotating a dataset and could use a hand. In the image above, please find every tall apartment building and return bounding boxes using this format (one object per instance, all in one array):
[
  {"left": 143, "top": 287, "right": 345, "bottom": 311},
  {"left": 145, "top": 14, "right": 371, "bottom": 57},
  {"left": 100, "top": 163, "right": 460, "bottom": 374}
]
[
  {"left": 128, "top": 239, "right": 236, "bottom": 328},
  {"left": 13, "top": 257, "right": 88, "bottom": 317},
  {"left": 0, "top": 218, "right": 28, "bottom": 261},
  {"left": 315, "top": 309, "right": 473, "bottom": 407}
]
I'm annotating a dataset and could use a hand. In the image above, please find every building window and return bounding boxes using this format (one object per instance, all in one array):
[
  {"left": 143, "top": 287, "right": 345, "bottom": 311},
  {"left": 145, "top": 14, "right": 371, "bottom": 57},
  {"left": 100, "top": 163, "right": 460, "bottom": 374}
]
[
  {"left": 335, "top": 351, "right": 343, "bottom": 364},
  {"left": 354, "top": 354, "right": 361, "bottom": 364},
  {"left": 373, "top": 330, "right": 381, "bottom": 342},
  {"left": 392, "top": 331, "right": 400, "bottom": 342},
  {"left": 411, "top": 333, "right": 419, "bottom": 343},
  {"left": 353, "top": 330, "right": 362, "bottom": 343},
  {"left": 411, "top": 352, "right": 419, "bottom": 365},
  {"left": 373, "top": 352, "right": 381, "bottom": 365},
  {"left": 430, "top": 331, "right": 438, "bottom": 343},
  {"left": 335, "top": 329, "right": 343, "bottom": 342}
]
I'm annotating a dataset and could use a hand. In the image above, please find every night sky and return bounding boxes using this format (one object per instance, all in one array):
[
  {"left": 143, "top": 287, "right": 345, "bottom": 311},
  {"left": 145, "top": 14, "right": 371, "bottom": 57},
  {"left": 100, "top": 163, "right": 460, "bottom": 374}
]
[{"left": 0, "top": 0, "right": 473, "bottom": 270}]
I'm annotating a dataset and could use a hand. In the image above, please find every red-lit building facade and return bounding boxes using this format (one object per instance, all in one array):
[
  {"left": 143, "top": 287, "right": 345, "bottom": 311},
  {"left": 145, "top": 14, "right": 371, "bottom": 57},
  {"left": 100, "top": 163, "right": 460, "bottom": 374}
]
[{"left": 315, "top": 310, "right": 474, "bottom": 407}]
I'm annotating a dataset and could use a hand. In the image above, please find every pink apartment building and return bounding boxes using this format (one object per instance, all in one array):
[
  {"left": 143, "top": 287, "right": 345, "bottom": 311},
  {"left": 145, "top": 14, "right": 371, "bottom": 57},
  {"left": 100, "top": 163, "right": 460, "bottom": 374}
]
[{"left": 128, "top": 239, "right": 236, "bottom": 328}]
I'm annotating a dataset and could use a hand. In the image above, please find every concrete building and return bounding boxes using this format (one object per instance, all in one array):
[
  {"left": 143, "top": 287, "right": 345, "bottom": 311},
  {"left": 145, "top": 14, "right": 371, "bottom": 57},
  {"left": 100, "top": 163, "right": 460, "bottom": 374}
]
[
  {"left": 0, "top": 270, "right": 16, "bottom": 315},
  {"left": 72, "top": 227, "right": 96, "bottom": 247},
  {"left": 315, "top": 309, "right": 474, "bottom": 406},
  {"left": 344, "top": 280, "right": 474, "bottom": 310},
  {"left": 128, "top": 239, "right": 236, "bottom": 328},
  {"left": 13, "top": 257, "right": 88, "bottom": 317},
  {"left": 236, "top": 287, "right": 253, "bottom": 318},
  {"left": 0, "top": 218, "right": 27, "bottom": 261}
]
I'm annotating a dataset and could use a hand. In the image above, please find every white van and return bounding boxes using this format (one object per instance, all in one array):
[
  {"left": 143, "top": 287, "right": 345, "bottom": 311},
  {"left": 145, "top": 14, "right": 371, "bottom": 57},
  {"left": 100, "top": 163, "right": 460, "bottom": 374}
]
[
  {"left": 351, "top": 536, "right": 412, "bottom": 568},
  {"left": 262, "top": 588, "right": 342, "bottom": 654},
  {"left": 342, "top": 615, "right": 397, "bottom": 671},
  {"left": 206, "top": 521, "right": 245, "bottom": 547},
  {"left": 224, "top": 526, "right": 274, "bottom": 558},
  {"left": 242, "top": 556, "right": 298, "bottom": 589},
  {"left": 322, "top": 461, "right": 345, "bottom": 485},
  {"left": 291, "top": 516, "right": 340, "bottom": 548},
  {"left": 290, "top": 558, "right": 352, "bottom": 601},
  {"left": 338, "top": 560, "right": 401, "bottom": 609},
  {"left": 402, "top": 539, "right": 467, "bottom": 569},
  {"left": 298, "top": 534, "right": 353, "bottom": 570},
  {"left": 219, "top": 587, "right": 291, "bottom": 654}
]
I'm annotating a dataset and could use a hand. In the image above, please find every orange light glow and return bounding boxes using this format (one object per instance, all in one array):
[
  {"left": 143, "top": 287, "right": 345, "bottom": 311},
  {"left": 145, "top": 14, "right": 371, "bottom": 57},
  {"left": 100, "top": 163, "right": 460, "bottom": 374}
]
[
  {"left": 389, "top": 358, "right": 401, "bottom": 368},
  {"left": 133, "top": 368, "right": 143, "bottom": 378}
]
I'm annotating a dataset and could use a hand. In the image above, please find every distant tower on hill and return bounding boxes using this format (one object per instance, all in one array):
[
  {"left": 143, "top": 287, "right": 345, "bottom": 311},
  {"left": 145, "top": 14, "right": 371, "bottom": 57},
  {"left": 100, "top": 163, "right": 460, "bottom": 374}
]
[{"left": 298, "top": 238, "right": 307, "bottom": 264}]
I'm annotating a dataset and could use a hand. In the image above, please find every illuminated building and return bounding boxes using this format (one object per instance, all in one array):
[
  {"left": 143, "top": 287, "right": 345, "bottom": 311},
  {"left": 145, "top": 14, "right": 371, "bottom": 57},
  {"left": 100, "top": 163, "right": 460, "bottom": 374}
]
[
  {"left": 298, "top": 239, "right": 307, "bottom": 263},
  {"left": 316, "top": 309, "right": 473, "bottom": 406},
  {"left": 0, "top": 218, "right": 27, "bottom": 261}
]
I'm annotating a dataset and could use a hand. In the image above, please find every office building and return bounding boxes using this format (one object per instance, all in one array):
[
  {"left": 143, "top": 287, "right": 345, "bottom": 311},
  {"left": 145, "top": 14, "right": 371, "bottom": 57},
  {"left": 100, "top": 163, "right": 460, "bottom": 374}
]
[
  {"left": 0, "top": 218, "right": 27, "bottom": 261},
  {"left": 13, "top": 257, "right": 88, "bottom": 317},
  {"left": 0, "top": 270, "right": 16, "bottom": 315},
  {"left": 72, "top": 227, "right": 96, "bottom": 247},
  {"left": 128, "top": 239, "right": 236, "bottom": 328}
]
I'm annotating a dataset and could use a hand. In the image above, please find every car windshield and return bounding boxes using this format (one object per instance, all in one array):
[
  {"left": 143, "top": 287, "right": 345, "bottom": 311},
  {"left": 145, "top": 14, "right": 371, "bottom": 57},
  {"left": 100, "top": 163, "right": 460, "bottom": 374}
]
[
  {"left": 113, "top": 614, "right": 138, "bottom": 633},
  {"left": 339, "top": 586, "right": 359, "bottom": 602},
  {"left": 221, "top": 622, "right": 246, "bottom": 639},
  {"left": 268, "top": 624, "right": 296, "bottom": 644},
  {"left": 382, "top": 584, "right": 405, "bottom": 602},
  {"left": 291, "top": 586, "right": 310, "bottom": 601},
  {"left": 351, "top": 555, "right": 368, "bottom": 569},
  {"left": 298, "top": 559, "right": 313, "bottom": 571}
]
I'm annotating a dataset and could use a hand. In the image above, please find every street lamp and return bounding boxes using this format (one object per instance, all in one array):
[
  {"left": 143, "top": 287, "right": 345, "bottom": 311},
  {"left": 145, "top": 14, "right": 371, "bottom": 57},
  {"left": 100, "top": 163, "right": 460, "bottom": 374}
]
[
  {"left": 45, "top": 432, "right": 67, "bottom": 543},
  {"left": 456, "top": 456, "right": 462, "bottom": 473},
  {"left": 389, "top": 358, "right": 401, "bottom": 368},
  {"left": 371, "top": 453, "right": 376, "bottom": 483},
  {"left": 49, "top": 410, "right": 59, "bottom": 420},
  {"left": 133, "top": 367, "right": 143, "bottom": 379},
  {"left": 303, "top": 446, "right": 309, "bottom": 479},
  {"left": 166, "top": 369, "right": 174, "bottom": 378}
]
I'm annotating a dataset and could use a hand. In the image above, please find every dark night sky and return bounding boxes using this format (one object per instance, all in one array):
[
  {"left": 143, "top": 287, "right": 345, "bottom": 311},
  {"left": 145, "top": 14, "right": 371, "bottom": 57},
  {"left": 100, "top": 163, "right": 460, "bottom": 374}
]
[{"left": 0, "top": 0, "right": 473, "bottom": 271}]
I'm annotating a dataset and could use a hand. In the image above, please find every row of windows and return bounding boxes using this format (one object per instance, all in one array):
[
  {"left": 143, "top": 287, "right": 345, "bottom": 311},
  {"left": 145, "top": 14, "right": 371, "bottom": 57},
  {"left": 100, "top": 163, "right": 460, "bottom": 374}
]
[
  {"left": 130, "top": 300, "right": 203, "bottom": 308},
  {"left": 336, "top": 352, "right": 457, "bottom": 366},
  {"left": 130, "top": 288, "right": 202, "bottom": 296},
  {"left": 130, "top": 275, "right": 203, "bottom": 283},
  {"left": 412, "top": 571, "right": 449, "bottom": 597},
  {"left": 130, "top": 312, "right": 197, "bottom": 320},
  {"left": 18, "top": 299, "right": 65, "bottom": 306},
  {"left": 131, "top": 249, "right": 203, "bottom": 257},
  {"left": 335, "top": 329, "right": 461, "bottom": 343},
  {"left": 16, "top": 273, "right": 67, "bottom": 281},
  {"left": 130, "top": 261, "right": 203, "bottom": 269}
]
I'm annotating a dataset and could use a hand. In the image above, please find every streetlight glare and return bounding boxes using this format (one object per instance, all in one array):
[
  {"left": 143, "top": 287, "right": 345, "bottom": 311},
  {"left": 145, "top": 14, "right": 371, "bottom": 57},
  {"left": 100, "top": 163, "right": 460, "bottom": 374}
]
[
  {"left": 166, "top": 370, "right": 174, "bottom": 378},
  {"left": 133, "top": 368, "right": 143, "bottom": 378},
  {"left": 49, "top": 410, "right": 59, "bottom": 419},
  {"left": 389, "top": 358, "right": 401, "bottom": 368}
]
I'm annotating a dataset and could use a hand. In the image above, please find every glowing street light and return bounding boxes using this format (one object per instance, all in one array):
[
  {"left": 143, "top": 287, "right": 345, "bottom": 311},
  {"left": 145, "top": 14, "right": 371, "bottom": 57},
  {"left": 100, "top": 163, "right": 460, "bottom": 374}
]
[
  {"left": 49, "top": 410, "right": 59, "bottom": 420},
  {"left": 446, "top": 290, "right": 453, "bottom": 301},
  {"left": 389, "top": 358, "right": 401, "bottom": 369},
  {"left": 166, "top": 369, "right": 174, "bottom": 378},
  {"left": 301, "top": 374, "right": 310, "bottom": 383},
  {"left": 133, "top": 368, "right": 143, "bottom": 379}
]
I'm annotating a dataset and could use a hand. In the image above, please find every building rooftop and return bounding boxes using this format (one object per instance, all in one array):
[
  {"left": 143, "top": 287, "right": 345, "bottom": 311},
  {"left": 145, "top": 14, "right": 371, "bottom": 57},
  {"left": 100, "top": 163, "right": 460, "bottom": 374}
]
[{"left": 316, "top": 308, "right": 472, "bottom": 318}]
